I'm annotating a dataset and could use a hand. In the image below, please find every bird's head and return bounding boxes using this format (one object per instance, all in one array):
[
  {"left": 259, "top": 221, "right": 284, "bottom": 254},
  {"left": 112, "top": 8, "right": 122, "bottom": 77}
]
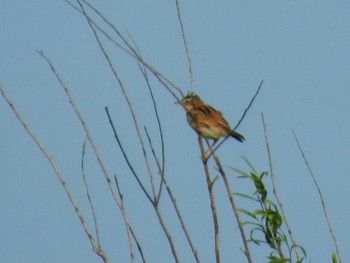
[{"left": 179, "top": 92, "right": 203, "bottom": 111}]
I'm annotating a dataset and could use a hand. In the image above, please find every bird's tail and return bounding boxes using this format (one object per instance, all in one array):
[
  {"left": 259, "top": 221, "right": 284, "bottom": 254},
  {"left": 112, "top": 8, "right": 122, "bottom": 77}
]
[{"left": 230, "top": 130, "right": 245, "bottom": 142}]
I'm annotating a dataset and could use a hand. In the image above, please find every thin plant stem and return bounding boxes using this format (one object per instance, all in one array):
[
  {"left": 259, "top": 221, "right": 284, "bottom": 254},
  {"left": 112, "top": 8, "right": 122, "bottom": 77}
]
[
  {"left": 0, "top": 84, "right": 110, "bottom": 263},
  {"left": 76, "top": 0, "right": 159, "bottom": 201},
  {"left": 262, "top": 114, "right": 301, "bottom": 261},
  {"left": 127, "top": 36, "right": 165, "bottom": 205},
  {"left": 105, "top": 107, "right": 152, "bottom": 203},
  {"left": 66, "top": 0, "right": 184, "bottom": 99},
  {"left": 206, "top": 80, "right": 263, "bottom": 160},
  {"left": 292, "top": 129, "right": 342, "bottom": 263},
  {"left": 163, "top": 177, "right": 201, "bottom": 263},
  {"left": 174, "top": 0, "right": 194, "bottom": 91},
  {"left": 80, "top": 139, "right": 103, "bottom": 249},
  {"left": 198, "top": 137, "right": 220, "bottom": 263},
  {"left": 36, "top": 51, "right": 139, "bottom": 262},
  {"left": 211, "top": 153, "right": 252, "bottom": 262},
  {"left": 76, "top": 4, "right": 181, "bottom": 260},
  {"left": 144, "top": 127, "right": 200, "bottom": 263},
  {"left": 105, "top": 108, "right": 180, "bottom": 263},
  {"left": 114, "top": 175, "right": 147, "bottom": 263},
  {"left": 234, "top": 80, "right": 263, "bottom": 130}
]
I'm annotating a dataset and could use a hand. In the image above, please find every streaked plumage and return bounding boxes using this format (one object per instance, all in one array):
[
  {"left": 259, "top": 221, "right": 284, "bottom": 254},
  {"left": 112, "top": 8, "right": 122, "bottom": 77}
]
[{"left": 180, "top": 92, "right": 244, "bottom": 142}]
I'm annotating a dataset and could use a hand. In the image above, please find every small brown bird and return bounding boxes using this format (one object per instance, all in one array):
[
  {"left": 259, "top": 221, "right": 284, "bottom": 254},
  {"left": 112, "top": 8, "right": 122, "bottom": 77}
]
[{"left": 180, "top": 92, "right": 245, "bottom": 142}]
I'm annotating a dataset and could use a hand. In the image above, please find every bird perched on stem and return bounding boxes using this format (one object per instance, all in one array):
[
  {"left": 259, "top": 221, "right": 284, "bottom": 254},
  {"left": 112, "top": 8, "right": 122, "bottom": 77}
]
[{"left": 179, "top": 92, "right": 245, "bottom": 143}]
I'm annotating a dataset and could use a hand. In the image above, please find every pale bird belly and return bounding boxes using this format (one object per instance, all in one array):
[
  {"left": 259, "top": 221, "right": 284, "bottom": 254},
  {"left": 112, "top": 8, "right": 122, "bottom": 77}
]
[{"left": 197, "top": 125, "right": 226, "bottom": 140}]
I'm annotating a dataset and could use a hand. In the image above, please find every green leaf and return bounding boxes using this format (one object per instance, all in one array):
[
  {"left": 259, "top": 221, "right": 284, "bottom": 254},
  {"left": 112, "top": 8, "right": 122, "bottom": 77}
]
[
  {"left": 237, "top": 208, "right": 256, "bottom": 218},
  {"left": 291, "top": 244, "right": 307, "bottom": 258},
  {"left": 332, "top": 252, "right": 338, "bottom": 263},
  {"left": 267, "top": 255, "right": 289, "bottom": 263},
  {"left": 234, "top": 192, "right": 259, "bottom": 201},
  {"left": 231, "top": 167, "right": 251, "bottom": 178},
  {"left": 242, "top": 157, "right": 259, "bottom": 174}
]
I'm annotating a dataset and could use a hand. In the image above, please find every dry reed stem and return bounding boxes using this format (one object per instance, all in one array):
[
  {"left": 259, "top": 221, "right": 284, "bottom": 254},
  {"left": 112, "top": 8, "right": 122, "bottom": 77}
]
[
  {"left": 105, "top": 108, "right": 180, "bottom": 262},
  {"left": 174, "top": 0, "right": 194, "bottom": 91},
  {"left": 198, "top": 137, "right": 220, "bottom": 263},
  {"left": 75, "top": 2, "right": 183, "bottom": 260},
  {"left": 66, "top": 0, "right": 184, "bottom": 99},
  {"left": 144, "top": 127, "right": 200, "bottom": 262},
  {"left": 114, "top": 175, "right": 147, "bottom": 263},
  {"left": 37, "top": 51, "right": 142, "bottom": 262},
  {"left": 211, "top": 153, "right": 252, "bottom": 263},
  {"left": 80, "top": 140, "right": 103, "bottom": 250},
  {"left": 0, "top": 84, "right": 109, "bottom": 263},
  {"left": 292, "top": 129, "right": 342, "bottom": 263},
  {"left": 262, "top": 114, "right": 301, "bottom": 261}
]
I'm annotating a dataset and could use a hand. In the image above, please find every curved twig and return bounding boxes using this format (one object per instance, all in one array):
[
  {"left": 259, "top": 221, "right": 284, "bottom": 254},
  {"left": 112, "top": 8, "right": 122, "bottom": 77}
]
[
  {"left": 36, "top": 50, "right": 142, "bottom": 262},
  {"left": 66, "top": 0, "right": 184, "bottom": 99},
  {"left": 105, "top": 107, "right": 152, "bottom": 204},
  {"left": 292, "top": 129, "right": 342, "bottom": 263},
  {"left": 74, "top": 2, "right": 181, "bottom": 260},
  {"left": 0, "top": 84, "right": 110, "bottom": 263},
  {"left": 126, "top": 35, "right": 166, "bottom": 206},
  {"left": 174, "top": 0, "right": 194, "bottom": 91},
  {"left": 206, "top": 80, "right": 263, "bottom": 161},
  {"left": 234, "top": 80, "right": 263, "bottom": 130}
]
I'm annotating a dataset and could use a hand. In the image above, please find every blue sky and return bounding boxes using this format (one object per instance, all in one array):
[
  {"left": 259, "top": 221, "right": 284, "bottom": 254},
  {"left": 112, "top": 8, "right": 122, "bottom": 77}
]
[{"left": 1, "top": 1, "right": 350, "bottom": 262}]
